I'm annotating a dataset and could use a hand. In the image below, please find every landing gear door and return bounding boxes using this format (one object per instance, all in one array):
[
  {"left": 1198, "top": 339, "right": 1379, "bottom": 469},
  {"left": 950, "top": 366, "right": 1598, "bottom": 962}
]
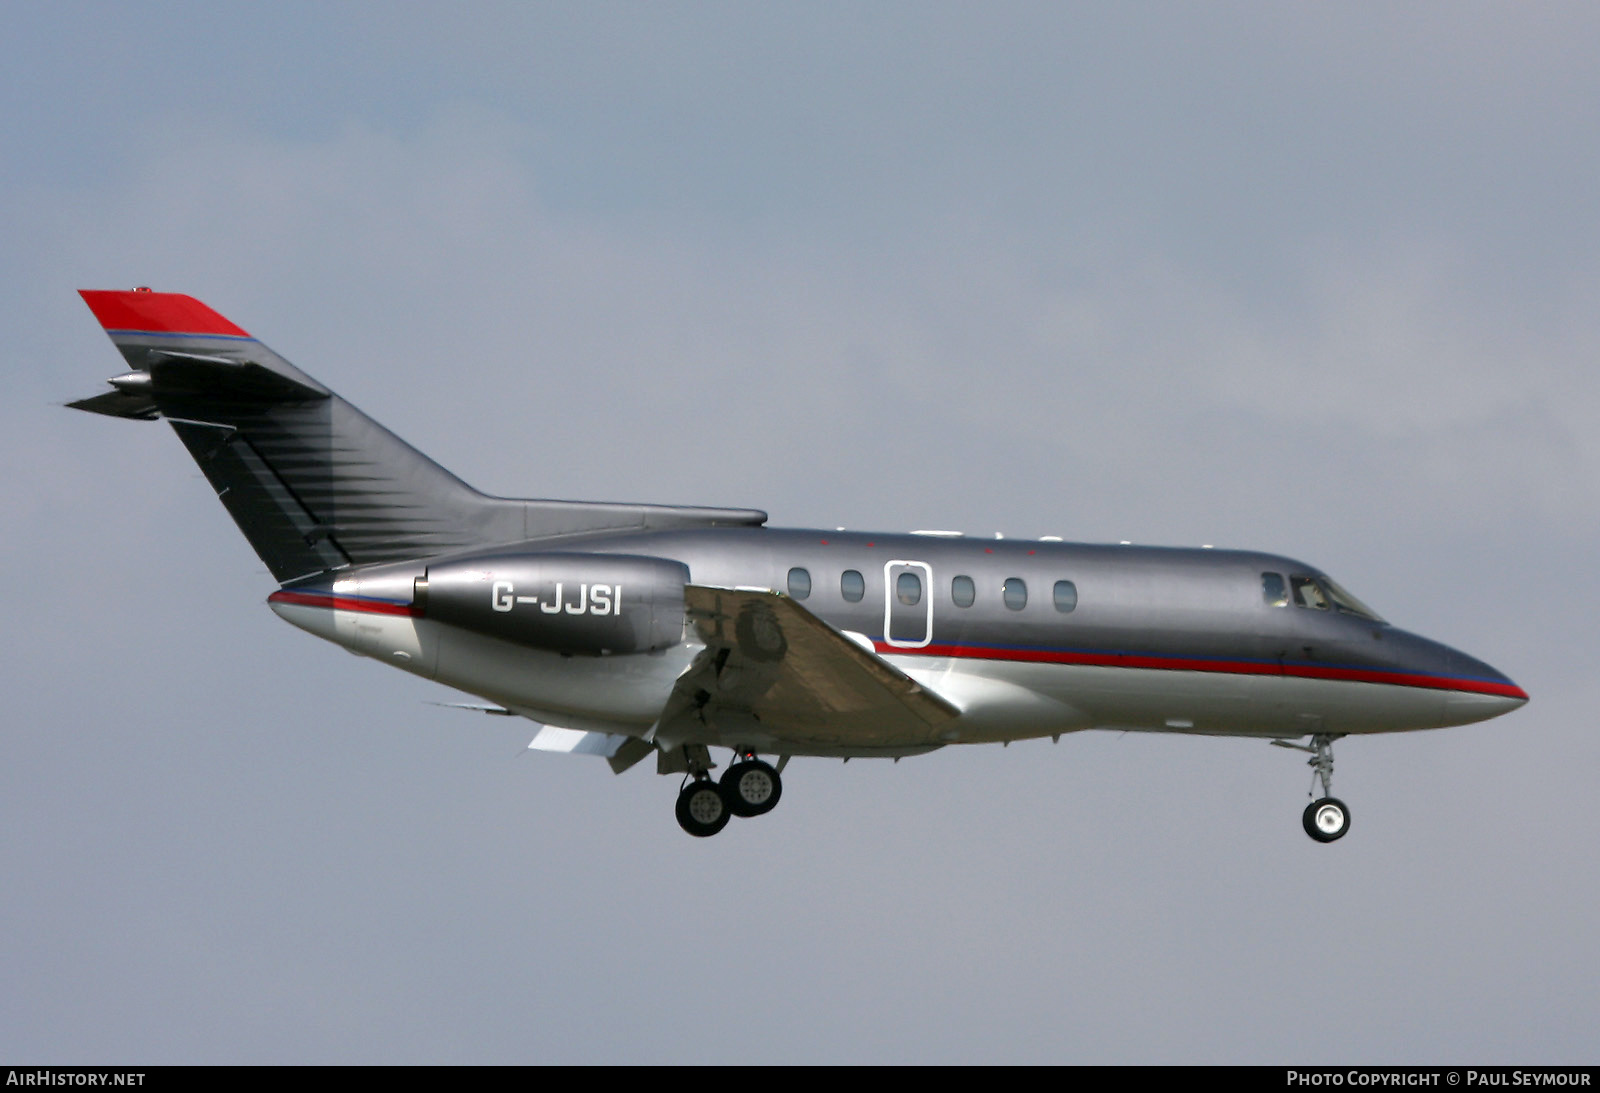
[{"left": 883, "top": 560, "right": 933, "bottom": 649}]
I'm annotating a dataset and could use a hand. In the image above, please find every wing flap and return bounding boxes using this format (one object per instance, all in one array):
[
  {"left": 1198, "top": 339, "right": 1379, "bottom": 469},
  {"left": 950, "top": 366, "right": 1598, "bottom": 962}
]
[{"left": 655, "top": 586, "right": 958, "bottom": 753}]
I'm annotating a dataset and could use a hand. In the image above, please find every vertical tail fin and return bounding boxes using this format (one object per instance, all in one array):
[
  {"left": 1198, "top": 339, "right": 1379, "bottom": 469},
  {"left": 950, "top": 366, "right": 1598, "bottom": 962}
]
[
  {"left": 73, "top": 289, "right": 535, "bottom": 581},
  {"left": 72, "top": 290, "right": 767, "bottom": 582}
]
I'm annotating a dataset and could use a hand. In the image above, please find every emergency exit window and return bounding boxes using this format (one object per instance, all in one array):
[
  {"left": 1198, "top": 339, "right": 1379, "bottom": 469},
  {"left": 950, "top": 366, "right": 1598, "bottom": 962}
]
[{"left": 896, "top": 571, "right": 922, "bottom": 606}]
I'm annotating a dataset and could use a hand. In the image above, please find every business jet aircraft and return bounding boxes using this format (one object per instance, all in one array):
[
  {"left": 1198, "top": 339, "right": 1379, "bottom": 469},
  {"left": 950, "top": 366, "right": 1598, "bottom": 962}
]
[{"left": 70, "top": 289, "right": 1528, "bottom": 841}]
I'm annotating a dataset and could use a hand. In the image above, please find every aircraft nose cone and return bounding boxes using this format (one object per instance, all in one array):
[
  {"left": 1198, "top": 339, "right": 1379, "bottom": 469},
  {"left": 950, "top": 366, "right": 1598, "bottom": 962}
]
[
  {"left": 1440, "top": 647, "right": 1528, "bottom": 725},
  {"left": 1381, "top": 629, "right": 1526, "bottom": 726}
]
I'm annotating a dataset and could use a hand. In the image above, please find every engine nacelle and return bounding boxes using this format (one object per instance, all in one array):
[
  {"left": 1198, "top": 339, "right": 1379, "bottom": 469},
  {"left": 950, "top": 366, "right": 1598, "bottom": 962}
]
[{"left": 417, "top": 552, "right": 690, "bottom": 655}]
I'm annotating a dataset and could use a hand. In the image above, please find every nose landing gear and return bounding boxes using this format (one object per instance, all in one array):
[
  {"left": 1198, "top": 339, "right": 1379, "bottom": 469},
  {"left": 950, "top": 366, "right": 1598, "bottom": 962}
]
[
  {"left": 1303, "top": 796, "right": 1350, "bottom": 842},
  {"left": 1273, "top": 734, "right": 1351, "bottom": 843}
]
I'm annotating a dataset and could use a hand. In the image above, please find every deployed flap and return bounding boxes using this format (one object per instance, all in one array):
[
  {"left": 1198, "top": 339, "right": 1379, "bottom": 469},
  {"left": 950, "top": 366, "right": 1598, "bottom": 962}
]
[{"left": 654, "top": 586, "right": 959, "bottom": 754}]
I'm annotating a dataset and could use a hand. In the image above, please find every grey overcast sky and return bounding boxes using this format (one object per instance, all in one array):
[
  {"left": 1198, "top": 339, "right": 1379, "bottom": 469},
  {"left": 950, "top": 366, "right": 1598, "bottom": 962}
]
[{"left": 3, "top": 2, "right": 1596, "bottom": 1064}]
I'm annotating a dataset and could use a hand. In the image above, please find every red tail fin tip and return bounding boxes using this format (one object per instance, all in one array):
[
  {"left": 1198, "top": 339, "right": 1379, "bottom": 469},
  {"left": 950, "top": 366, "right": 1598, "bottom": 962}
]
[{"left": 79, "top": 289, "right": 251, "bottom": 338}]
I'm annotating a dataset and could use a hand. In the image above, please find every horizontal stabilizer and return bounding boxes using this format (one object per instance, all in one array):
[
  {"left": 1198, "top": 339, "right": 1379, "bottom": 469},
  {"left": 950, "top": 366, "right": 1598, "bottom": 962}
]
[
  {"left": 78, "top": 290, "right": 332, "bottom": 400},
  {"left": 66, "top": 388, "right": 158, "bottom": 420}
]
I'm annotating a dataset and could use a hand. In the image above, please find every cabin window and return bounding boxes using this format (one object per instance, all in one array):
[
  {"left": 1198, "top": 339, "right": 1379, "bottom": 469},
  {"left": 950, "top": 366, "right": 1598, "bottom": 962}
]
[
  {"left": 787, "top": 567, "right": 811, "bottom": 600},
  {"left": 840, "top": 569, "right": 865, "bottom": 603},
  {"left": 951, "top": 574, "right": 976, "bottom": 608},
  {"left": 1290, "top": 575, "right": 1328, "bottom": 610},
  {"left": 1053, "top": 580, "right": 1077, "bottom": 613},
  {"left": 1262, "top": 572, "right": 1288, "bottom": 607},
  {"left": 896, "top": 572, "right": 921, "bottom": 608},
  {"left": 1003, "top": 577, "right": 1027, "bottom": 611},
  {"left": 896, "top": 571, "right": 922, "bottom": 606}
]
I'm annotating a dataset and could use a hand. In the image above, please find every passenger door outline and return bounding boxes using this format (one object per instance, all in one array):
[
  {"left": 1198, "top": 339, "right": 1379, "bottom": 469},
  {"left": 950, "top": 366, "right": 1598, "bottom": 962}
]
[{"left": 883, "top": 559, "right": 933, "bottom": 648}]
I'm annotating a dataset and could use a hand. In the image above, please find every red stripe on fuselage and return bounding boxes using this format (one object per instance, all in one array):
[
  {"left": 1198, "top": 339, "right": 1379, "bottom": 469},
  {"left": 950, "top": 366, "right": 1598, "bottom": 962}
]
[
  {"left": 874, "top": 641, "right": 1527, "bottom": 700},
  {"left": 1273, "top": 662, "right": 1525, "bottom": 698},
  {"left": 79, "top": 290, "right": 251, "bottom": 337},
  {"left": 265, "top": 590, "right": 1524, "bottom": 701},
  {"left": 268, "top": 589, "right": 418, "bottom": 617}
]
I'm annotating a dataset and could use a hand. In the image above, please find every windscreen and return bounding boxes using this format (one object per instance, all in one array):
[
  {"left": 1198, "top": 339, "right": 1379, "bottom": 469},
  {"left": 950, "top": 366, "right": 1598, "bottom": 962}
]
[{"left": 1318, "top": 575, "right": 1385, "bottom": 623}]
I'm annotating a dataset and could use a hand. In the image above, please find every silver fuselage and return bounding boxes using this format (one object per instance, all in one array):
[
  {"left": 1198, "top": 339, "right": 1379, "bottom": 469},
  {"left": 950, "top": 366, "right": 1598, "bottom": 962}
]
[{"left": 269, "top": 527, "right": 1526, "bottom": 755}]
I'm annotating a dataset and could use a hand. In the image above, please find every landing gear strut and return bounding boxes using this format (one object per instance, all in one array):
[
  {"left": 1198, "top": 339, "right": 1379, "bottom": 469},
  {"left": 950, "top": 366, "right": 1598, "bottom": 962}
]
[
  {"left": 1274, "top": 734, "right": 1351, "bottom": 843},
  {"left": 672, "top": 750, "right": 785, "bottom": 837}
]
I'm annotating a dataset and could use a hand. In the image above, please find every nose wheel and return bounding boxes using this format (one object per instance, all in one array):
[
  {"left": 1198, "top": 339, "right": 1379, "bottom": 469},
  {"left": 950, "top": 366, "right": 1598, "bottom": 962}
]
[
  {"left": 673, "top": 752, "right": 786, "bottom": 837},
  {"left": 1273, "top": 734, "right": 1351, "bottom": 843},
  {"left": 1303, "top": 796, "right": 1350, "bottom": 842}
]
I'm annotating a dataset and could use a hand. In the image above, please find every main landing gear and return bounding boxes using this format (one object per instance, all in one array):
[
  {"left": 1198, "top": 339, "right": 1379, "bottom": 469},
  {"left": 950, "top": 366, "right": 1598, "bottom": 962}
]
[
  {"left": 1274, "top": 733, "right": 1351, "bottom": 843},
  {"left": 674, "top": 752, "right": 785, "bottom": 838}
]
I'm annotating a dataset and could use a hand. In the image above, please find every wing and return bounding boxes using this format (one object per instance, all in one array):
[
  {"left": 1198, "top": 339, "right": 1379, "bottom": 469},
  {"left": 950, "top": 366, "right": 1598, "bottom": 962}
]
[
  {"left": 651, "top": 585, "right": 959, "bottom": 758},
  {"left": 428, "top": 700, "right": 657, "bottom": 773}
]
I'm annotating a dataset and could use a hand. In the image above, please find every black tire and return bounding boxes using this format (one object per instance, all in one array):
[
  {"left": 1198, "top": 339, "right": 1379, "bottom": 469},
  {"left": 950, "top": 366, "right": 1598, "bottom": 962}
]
[
  {"left": 721, "top": 759, "right": 783, "bottom": 818},
  {"left": 1303, "top": 797, "right": 1350, "bottom": 842},
  {"left": 675, "top": 779, "right": 731, "bottom": 837}
]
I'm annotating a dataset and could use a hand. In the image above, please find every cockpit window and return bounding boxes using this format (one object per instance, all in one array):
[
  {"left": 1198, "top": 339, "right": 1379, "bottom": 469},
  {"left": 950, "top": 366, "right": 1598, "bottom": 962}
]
[
  {"left": 1286, "top": 574, "right": 1385, "bottom": 622},
  {"left": 1319, "top": 575, "right": 1385, "bottom": 622},
  {"left": 1290, "top": 575, "right": 1328, "bottom": 610},
  {"left": 1262, "top": 572, "right": 1288, "bottom": 607}
]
